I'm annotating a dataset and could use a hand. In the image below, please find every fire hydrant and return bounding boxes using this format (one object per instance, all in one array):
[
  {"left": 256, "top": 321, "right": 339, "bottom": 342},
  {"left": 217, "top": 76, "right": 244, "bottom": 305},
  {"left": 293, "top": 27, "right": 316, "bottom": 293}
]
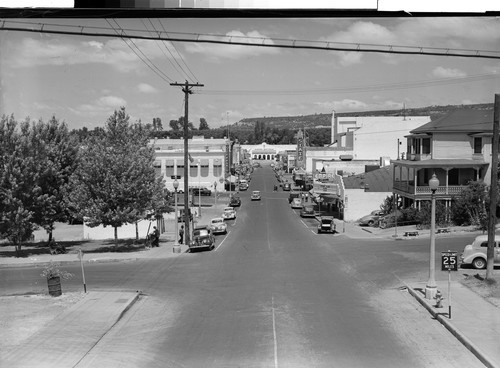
[{"left": 434, "top": 290, "right": 444, "bottom": 308}]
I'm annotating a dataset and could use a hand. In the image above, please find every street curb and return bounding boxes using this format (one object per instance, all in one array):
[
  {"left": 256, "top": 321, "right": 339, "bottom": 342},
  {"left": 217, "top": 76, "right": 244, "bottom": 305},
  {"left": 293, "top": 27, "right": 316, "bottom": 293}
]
[{"left": 405, "top": 284, "right": 499, "bottom": 368}]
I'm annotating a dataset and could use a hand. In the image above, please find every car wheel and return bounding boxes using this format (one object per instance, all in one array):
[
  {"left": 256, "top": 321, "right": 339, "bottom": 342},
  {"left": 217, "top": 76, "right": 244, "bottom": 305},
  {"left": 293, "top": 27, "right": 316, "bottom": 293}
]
[
  {"left": 367, "top": 220, "right": 374, "bottom": 227},
  {"left": 472, "top": 257, "right": 487, "bottom": 269}
]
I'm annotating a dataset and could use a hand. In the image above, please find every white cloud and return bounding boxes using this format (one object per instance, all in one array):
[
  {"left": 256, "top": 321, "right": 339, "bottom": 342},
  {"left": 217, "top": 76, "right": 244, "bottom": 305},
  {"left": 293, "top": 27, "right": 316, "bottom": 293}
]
[
  {"left": 137, "top": 83, "right": 158, "bottom": 94},
  {"left": 432, "top": 66, "right": 467, "bottom": 78},
  {"left": 98, "top": 95, "right": 127, "bottom": 108},
  {"left": 6, "top": 37, "right": 168, "bottom": 73},
  {"left": 184, "top": 30, "right": 280, "bottom": 61}
]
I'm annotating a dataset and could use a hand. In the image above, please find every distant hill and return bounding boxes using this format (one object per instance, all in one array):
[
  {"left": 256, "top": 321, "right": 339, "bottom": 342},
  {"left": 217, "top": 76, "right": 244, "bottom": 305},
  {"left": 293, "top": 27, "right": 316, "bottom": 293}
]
[{"left": 234, "top": 103, "right": 494, "bottom": 130}]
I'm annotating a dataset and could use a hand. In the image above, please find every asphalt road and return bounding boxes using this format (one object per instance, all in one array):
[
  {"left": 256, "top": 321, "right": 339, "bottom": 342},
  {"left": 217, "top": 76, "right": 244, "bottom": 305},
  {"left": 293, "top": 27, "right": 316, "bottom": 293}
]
[{"left": 0, "top": 166, "right": 485, "bottom": 368}]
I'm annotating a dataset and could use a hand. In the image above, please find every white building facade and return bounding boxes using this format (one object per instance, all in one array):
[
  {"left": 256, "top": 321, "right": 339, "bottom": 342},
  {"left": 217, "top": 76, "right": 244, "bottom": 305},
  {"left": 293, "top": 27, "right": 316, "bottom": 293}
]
[{"left": 151, "top": 136, "right": 230, "bottom": 192}]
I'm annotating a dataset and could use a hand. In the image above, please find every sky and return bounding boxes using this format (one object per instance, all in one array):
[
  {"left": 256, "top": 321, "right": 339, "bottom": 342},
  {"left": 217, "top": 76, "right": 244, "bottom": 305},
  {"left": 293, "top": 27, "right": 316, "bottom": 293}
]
[{"left": 1, "top": 11, "right": 500, "bottom": 130}]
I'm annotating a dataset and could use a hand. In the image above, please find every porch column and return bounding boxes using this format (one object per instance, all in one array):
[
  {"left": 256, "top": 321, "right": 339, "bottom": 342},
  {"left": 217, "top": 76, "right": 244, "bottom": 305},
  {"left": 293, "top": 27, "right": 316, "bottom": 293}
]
[
  {"left": 413, "top": 168, "right": 417, "bottom": 195},
  {"left": 445, "top": 168, "right": 450, "bottom": 195}
]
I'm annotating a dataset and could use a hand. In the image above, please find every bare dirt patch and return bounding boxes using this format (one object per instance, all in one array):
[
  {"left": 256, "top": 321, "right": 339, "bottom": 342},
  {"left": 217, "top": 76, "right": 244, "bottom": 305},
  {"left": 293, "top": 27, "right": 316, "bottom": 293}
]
[{"left": 460, "top": 272, "right": 500, "bottom": 307}]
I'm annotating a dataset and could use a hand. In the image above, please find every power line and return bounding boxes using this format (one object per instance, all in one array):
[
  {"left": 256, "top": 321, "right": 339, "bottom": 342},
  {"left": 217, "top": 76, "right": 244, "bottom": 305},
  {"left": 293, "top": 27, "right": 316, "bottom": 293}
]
[
  {"left": 198, "top": 73, "right": 500, "bottom": 96},
  {"left": 142, "top": 18, "right": 192, "bottom": 82},
  {"left": 2, "top": 20, "right": 500, "bottom": 60},
  {"left": 106, "top": 19, "right": 174, "bottom": 83},
  {"left": 156, "top": 19, "right": 199, "bottom": 83}
]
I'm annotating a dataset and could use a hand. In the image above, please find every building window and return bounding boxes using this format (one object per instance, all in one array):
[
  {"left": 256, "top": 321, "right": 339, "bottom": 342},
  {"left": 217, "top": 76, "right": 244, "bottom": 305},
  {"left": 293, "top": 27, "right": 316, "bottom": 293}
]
[
  {"left": 474, "top": 137, "right": 482, "bottom": 154},
  {"left": 422, "top": 138, "right": 431, "bottom": 154},
  {"left": 449, "top": 168, "right": 459, "bottom": 185},
  {"left": 214, "top": 164, "right": 222, "bottom": 177},
  {"left": 190, "top": 164, "right": 198, "bottom": 177}
]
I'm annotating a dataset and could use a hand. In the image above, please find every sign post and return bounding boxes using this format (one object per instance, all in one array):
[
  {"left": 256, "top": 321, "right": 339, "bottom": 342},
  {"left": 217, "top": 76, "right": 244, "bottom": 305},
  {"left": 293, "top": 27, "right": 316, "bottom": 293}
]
[
  {"left": 441, "top": 251, "right": 458, "bottom": 319},
  {"left": 77, "top": 248, "right": 87, "bottom": 293}
]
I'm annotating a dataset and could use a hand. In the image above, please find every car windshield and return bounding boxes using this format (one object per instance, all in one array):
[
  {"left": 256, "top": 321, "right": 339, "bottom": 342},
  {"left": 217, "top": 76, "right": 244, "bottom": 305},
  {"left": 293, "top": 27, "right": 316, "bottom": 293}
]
[
  {"left": 194, "top": 230, "right": 209, "bottom": 237},
  {"left": 253, "top": 191, "right": 260, "bottom": 195},
  {"left": 321, "top": 219, "right": 332, "bottom": 224},
  {"left": 212, "top": 219, "right": 223, "bottom": 224}
]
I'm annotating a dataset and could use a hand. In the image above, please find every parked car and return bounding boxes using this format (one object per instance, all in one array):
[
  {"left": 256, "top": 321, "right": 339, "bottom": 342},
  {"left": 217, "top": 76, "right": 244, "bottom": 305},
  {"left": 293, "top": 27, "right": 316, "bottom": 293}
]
[
  {"left": 209, "top": 217, "right": 228, "bottom": 235},
  {"left": 300, "top": 205, "right": 315, "bottom": 218},
  {"left": 189, "top": 225, "right": 215, "bottom": 252},
  {"left": 283, "top": 183, "right": 291, "bottom": 191},
  {"left": 460, "top": 234, "right": 500, "bottom": 269},
  {"left": 288, "top": 191, "right": 300, "bottom": 204},
  {"left": 251, "top": 190, "right": 261, "bottom": 201},
  {"left": 229, "top": 195, "right": 241, "bottom": 207},
  {"left": 191, "top": 187, "right": 212, "bottom": 196},
  {"left": 222, "top": 207, "right": 236, "bottom": 220},
  {"left": 239, "top": 180, "right": 249, "bottom": 191},
  {"left": 358, "top": 210, "right": 385, "bottom": 227},
  {"left": 317, "top": 216, "right": 336, "bottom": 234},
  {"left": 291, "top": 197, "right": 303, "bottom": 209},
  {"left": 178, "top": 208, "right": 193, "bottom": 222}
]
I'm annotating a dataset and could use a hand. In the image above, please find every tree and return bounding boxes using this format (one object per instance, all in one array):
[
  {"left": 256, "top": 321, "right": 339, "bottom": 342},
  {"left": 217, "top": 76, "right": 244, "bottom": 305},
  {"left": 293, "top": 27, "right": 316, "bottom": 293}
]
[
  {"left": 199, "top": 117, "right": 210, "bottom": 130},
  {"left": 0, "top": 116, "right": 43, "bottom": 256},
  {"left": 152, "top": 117, "right": 163, "bottom": 132},
  {"left": 450, "top": 181, "right": 489, "bottom": 229},
  {"left": 169, "top": 119, "right": 180, "bottom": 131},
  {"left": 67, "top": 107, "right": 166, "bottom": 243},
  {"left": 30, "top": 117, "right": 79, "bottom": 241}
]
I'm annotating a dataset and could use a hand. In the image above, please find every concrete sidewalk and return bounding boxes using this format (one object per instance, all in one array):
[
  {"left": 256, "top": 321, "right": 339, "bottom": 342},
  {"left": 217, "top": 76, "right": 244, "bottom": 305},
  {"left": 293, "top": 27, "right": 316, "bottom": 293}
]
[
  {"left": 407, "top": 280, "right": 500, "bottom": 368},
  {"left": 2, "top": 291, "right": 140, "bottom": 368}
]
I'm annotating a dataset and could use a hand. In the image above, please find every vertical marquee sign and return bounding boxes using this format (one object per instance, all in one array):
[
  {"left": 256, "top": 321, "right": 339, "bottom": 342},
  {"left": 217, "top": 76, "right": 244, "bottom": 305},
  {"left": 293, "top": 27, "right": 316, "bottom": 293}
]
[
  {"left": 296, "top": 129, "right": 305, "bottom": 169},
  {"left": 225, "top": 142, "right": 230, "bottom": 173}
]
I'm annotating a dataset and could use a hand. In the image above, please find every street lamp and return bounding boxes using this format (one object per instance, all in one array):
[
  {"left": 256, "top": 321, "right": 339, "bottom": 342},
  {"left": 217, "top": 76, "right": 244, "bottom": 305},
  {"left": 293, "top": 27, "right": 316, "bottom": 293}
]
[
  {"left": 198, "top": 159, "right": 201, "bottom": 217},
  {"left": 173, "top": 179, "right": 181, "bottom": 254},
  {"left": 425, "top": 173, "right": 440, "bottom": 299},
  {"left": 214, "top": 181, "right": 217, "bottom": 205}
]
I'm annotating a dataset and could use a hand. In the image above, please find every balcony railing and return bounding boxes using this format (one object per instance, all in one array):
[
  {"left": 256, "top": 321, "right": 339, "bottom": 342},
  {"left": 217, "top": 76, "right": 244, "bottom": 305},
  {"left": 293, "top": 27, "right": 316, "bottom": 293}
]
[{"left": 393, "top": 182, "right": 465, "bottom": 196}]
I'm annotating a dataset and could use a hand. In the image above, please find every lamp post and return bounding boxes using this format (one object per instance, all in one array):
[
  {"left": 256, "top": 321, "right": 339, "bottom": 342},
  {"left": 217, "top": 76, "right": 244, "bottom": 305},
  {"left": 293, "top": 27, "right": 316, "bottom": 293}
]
[
  {"left": 173, "top": 179, "right": 181, "bottom": 253},
  {"left": 214, "top": 181, "right": 217, "bottom": 205},
  {"left": 425, "top": 173, "right": 440, "bottom": 299},
  {"left": 198, "top": 159, "right": 201, "bottom": 217}
]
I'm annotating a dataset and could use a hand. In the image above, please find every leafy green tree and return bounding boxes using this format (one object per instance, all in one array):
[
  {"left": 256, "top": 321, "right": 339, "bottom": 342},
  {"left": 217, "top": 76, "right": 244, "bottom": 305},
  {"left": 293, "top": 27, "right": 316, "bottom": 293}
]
[
  {"left": 169, "top": 119, "right": 180, "bottom": 131},
  {"left": 199, "top": 118, "right": 210, "bottom": 130},
  {"left": 67, "top": 107, "right": 166, "bottom": 243},
  {"left": 451, "top": 181, "right": 489, "bottom": 229},
  {"left": 0, "top": 116, "right": 43, "bottom": 255},
  {"left": 152, "top": 117, "right": 163, "bottom": 131},
  {"left": 30, "top": 117, "right": 79, "bottom": 241}
]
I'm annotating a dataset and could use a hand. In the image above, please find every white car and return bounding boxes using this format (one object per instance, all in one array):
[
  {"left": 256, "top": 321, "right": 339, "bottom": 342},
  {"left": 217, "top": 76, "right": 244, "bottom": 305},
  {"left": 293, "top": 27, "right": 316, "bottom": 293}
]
[
  {"left": 209, "top": 217, "right": 227, "bottom": 235},
  {"left": 251, "top": 190, "right": 261, "bottom": 201},
  {"left": 291, "top": 197, "right": 303, "bottom": 209},
  {"left": 222, "top": 207, "right": 236, "bottom": 220},
  {"left": 460, "top": 234, "right": 500, "bottom": 269}
]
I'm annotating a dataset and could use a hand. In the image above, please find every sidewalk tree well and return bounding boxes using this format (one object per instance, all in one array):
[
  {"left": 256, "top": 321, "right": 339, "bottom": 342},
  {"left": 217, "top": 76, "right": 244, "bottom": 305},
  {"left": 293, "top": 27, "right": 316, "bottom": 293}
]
[{"left": 67, "top": 107, "right": 166, "bottom": 244}]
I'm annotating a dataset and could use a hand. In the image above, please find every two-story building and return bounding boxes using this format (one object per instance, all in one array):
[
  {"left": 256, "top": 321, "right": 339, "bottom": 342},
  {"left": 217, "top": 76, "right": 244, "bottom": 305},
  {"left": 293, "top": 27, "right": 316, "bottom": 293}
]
[
  {"left": 151, "top": 136, "right": 230, "bottom": 192},
  {"left": 391, "top": 109, "right": 493, "bottom": 211}
]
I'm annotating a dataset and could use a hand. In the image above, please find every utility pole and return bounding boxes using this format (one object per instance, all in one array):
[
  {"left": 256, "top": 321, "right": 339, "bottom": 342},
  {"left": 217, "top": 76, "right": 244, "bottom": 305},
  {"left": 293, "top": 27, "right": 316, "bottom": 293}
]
[
  {"left": 487, "top": 94, "right": 499, "bottom": 280},
  {"left": 170, "top": 80, "right": 204, "bottom": 248}
]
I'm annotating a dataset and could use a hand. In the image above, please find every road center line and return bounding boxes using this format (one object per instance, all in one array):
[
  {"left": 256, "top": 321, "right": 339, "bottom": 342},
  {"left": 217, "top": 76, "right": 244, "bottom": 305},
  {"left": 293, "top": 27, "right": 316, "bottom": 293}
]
[
  {"left": 272, "top": 294, "right": 278, "bottom": 368},
  {"left": 215, "top": 231, "right": 230, "bottom": 252}
]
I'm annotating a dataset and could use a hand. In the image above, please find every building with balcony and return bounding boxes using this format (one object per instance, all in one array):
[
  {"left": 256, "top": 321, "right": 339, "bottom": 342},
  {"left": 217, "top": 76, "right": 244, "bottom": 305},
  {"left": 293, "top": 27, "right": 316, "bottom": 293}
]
[{"left": 391, "top": 108, "right": 493, "bottom": 210}]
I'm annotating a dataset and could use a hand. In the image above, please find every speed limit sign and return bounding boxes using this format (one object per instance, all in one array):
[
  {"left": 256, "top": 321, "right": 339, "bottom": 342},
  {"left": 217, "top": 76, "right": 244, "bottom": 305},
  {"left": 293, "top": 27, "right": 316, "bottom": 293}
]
[{"left": 441, "top": 251, "right": 458, "bottom": 271}]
